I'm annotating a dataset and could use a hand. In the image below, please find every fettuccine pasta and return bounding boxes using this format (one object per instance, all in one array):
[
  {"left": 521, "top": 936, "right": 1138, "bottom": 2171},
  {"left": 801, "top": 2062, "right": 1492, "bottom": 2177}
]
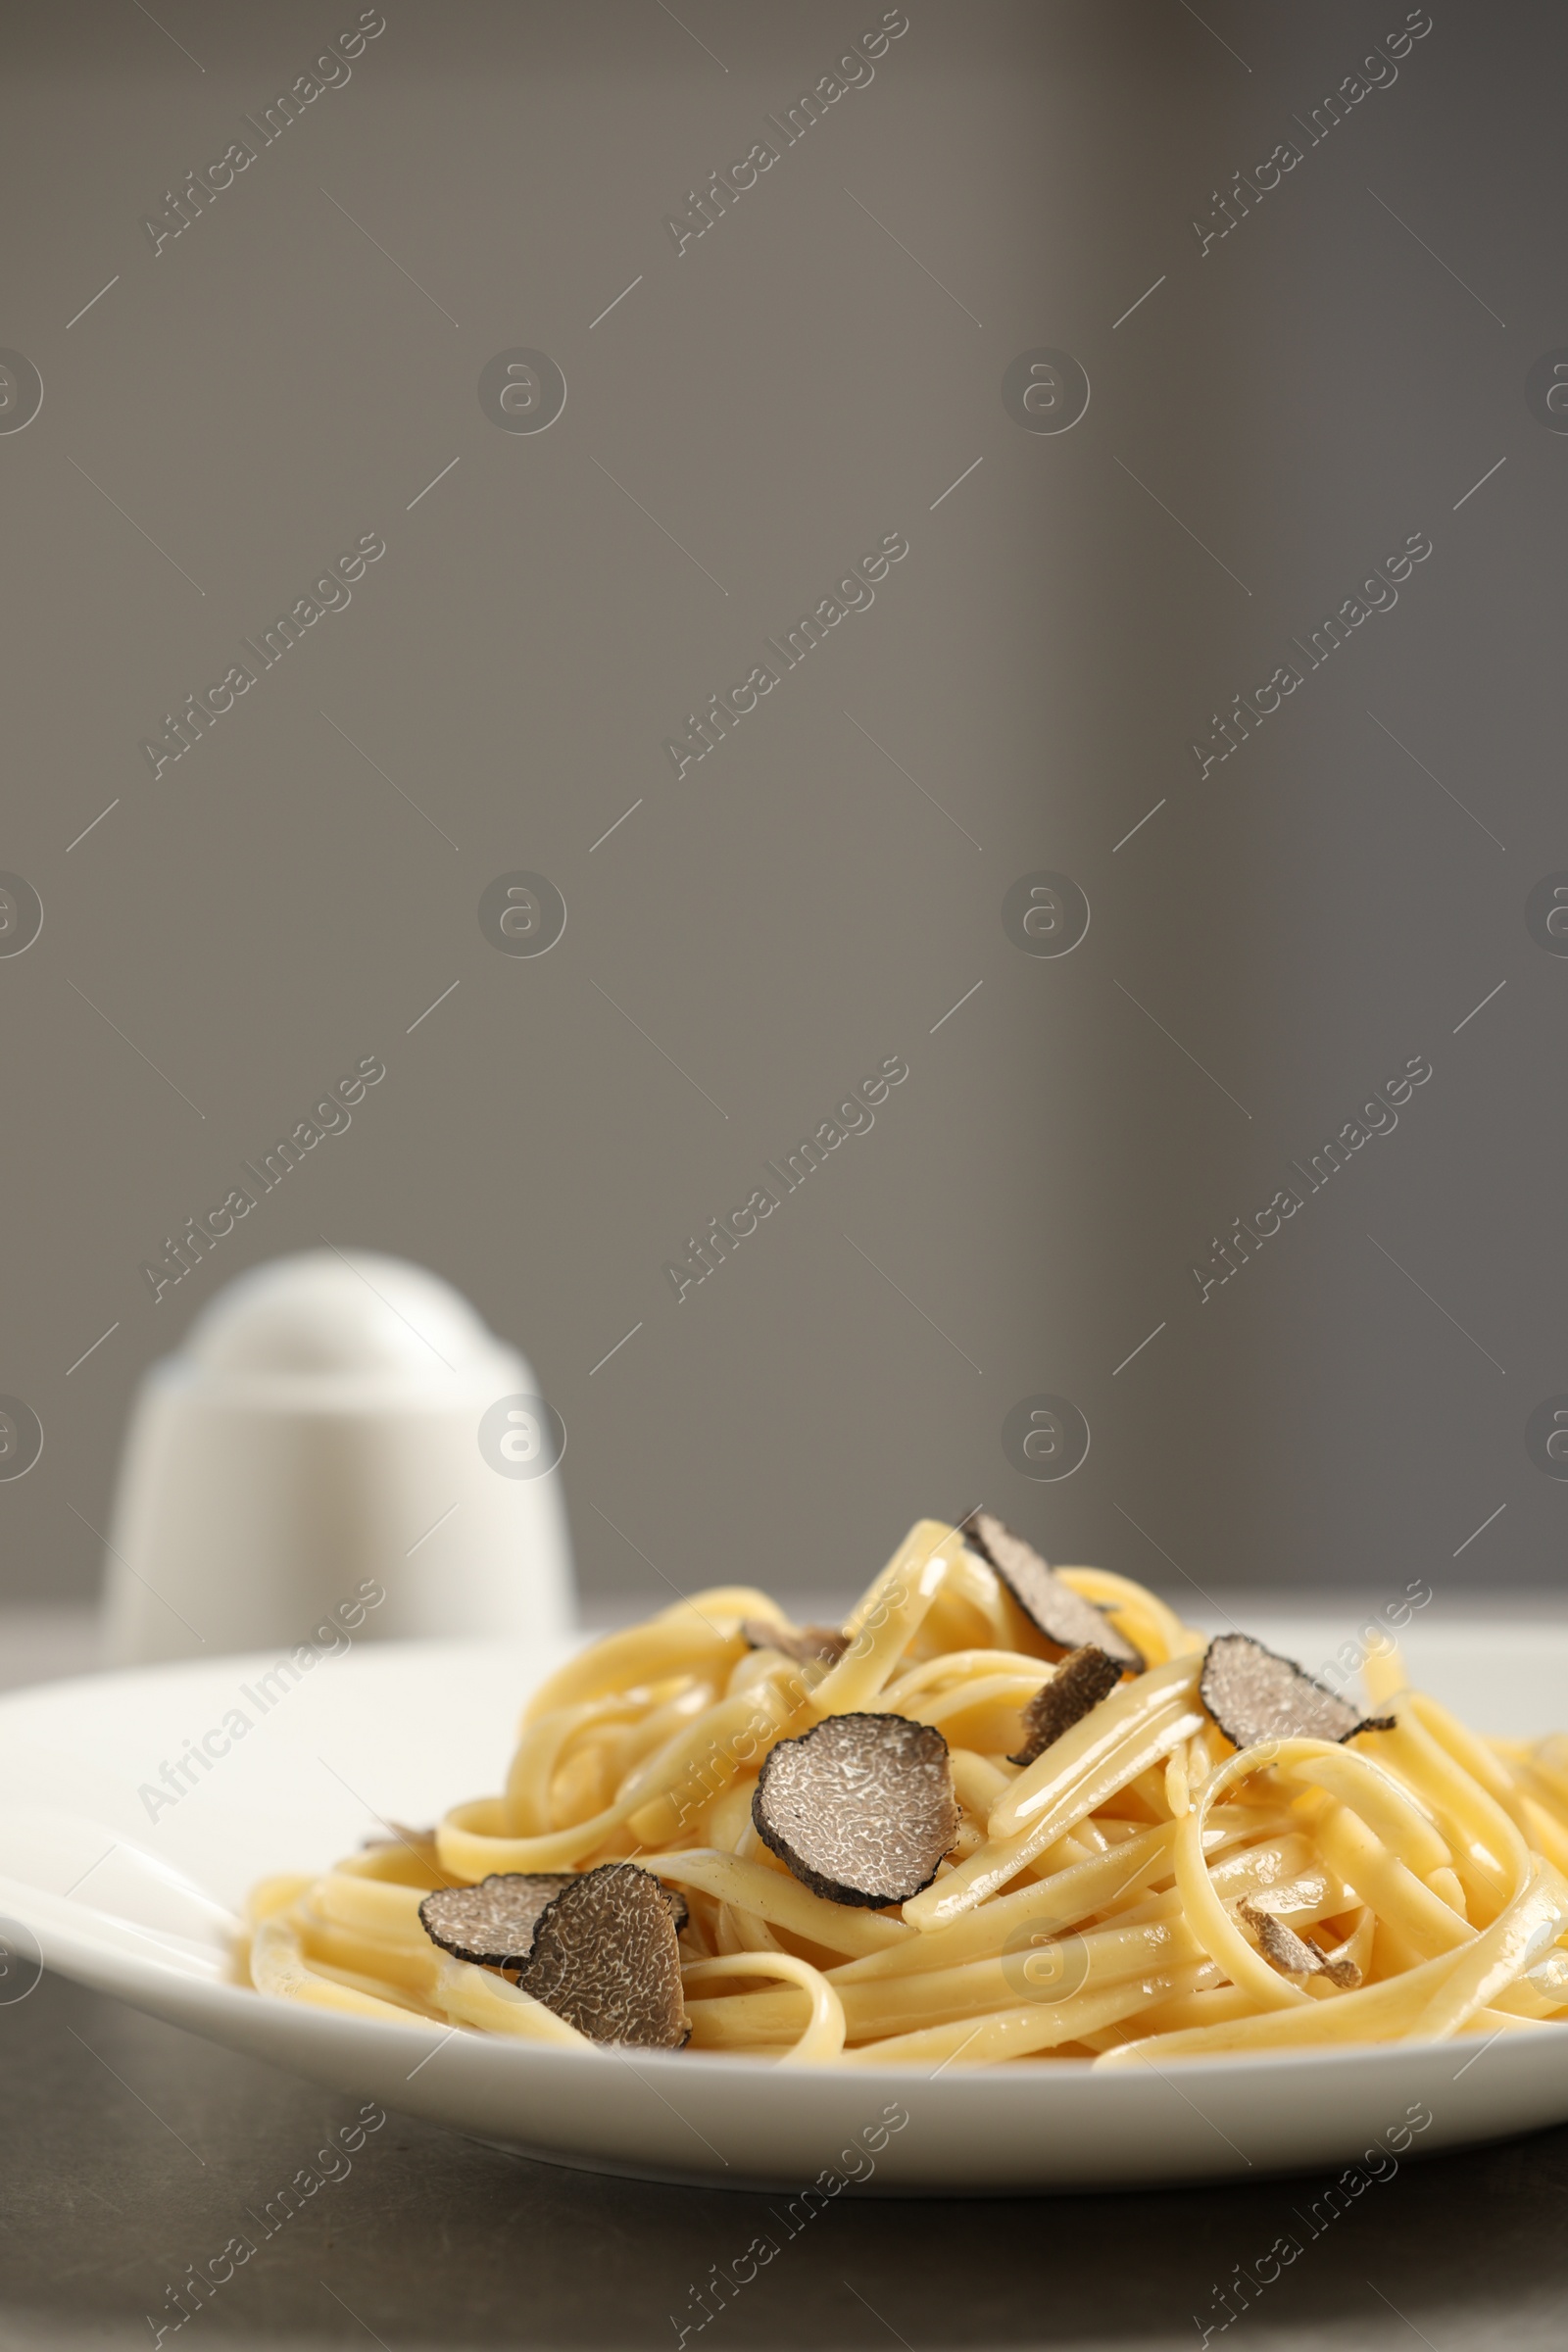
[{"left": 241, "top": 1515, "right": 1568, "bottom": 2067}]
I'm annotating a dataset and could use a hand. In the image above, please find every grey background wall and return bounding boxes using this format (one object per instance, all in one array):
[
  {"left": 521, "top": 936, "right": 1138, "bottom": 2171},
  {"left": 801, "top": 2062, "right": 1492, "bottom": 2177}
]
[{"left": 2, "top": 0, "right": 1562, "bottom": 1620}]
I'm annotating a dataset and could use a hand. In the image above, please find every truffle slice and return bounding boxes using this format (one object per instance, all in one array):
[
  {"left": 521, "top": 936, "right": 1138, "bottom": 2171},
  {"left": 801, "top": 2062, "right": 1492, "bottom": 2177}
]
[
  {"left": 513, "top": 1865, "right": 690, "bottom": 2047},
  {"left": 420, "top": 1872, "right": 575, "bottom": 1969},
  {"left": 1239, "top": 1896, "right": 1362, "bottom": 1989},
  {"left": 740, "top": 1617, "right": 851, "bottom": 1669},
  {"left": 420, "top": 1866, "right": 688, "bottom": 1970},
  {"left": 961, "top": 1508, "right": 1143, "bottom": 1671},
  {"left": 752, "top": 1712, "right": 961, "bottom": 1908},
  {"left": 1007, "top": 1643, "right": 1125, "bottom": 1767},
  {"left": 1200, "top": 1633, "right": 1396, "bottom": 1752}
]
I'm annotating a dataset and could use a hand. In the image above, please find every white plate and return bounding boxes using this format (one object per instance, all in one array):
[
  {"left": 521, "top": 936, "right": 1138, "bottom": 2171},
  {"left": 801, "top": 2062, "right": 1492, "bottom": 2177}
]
[{"left": 2, "top": 1615, "right": 1567, "bottom": 2194}]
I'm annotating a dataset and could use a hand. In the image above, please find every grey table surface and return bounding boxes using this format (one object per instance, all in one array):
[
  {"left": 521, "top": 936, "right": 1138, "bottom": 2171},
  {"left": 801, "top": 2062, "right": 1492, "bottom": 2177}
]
[{"left": 5, "top": 1613, "right": 1567, "bottom": 2352}]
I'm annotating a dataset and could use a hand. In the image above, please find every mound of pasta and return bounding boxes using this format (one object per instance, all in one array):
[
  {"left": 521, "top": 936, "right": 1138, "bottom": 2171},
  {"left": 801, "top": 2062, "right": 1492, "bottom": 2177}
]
[{"left": 243, "top": 1513, "right": 1568, "bottom": 2066}]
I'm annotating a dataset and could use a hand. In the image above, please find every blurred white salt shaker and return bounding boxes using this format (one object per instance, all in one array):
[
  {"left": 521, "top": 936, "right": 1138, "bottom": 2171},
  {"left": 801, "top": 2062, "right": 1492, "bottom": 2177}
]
[{"left": 102, "top": 1250, "right": 574, "bottom": 1664}]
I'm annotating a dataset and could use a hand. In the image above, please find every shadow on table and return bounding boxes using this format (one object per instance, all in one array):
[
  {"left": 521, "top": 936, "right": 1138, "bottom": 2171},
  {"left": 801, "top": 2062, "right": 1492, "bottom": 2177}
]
[{"left": 3, "top": 1976, "right": 1566, "bottom": 2351}]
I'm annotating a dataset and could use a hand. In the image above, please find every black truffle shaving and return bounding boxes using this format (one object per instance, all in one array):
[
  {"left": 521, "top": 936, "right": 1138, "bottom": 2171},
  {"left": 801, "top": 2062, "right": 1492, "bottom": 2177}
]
[
  {"left": 739, "top": 1617, "right": 851, "bottom": 1668},
  {"left": 419, "top": 1872, "right": 577, "bottom": 1969},
  {"left": 1007, "top": 1643, "right": 1125, "bottom": 1767},
  {"left": 514, "top": 1865, "right": 690, "bottom": 2047},
  {"left": 1200, "top": 1633, "right": 1396, "bottom": 1753},
  {"left": 961, "top": 1508, "right": 1143, "bottom": 1671},
  {"left": 1239, "top": 1896, "right": 1362, "bottom": 1989},
  {"left": 419, "top": 1865, "right": 690, "bottom": 2046},
  {"left": 752, "top": 1712, "right": 961, "bottom": 1908}
]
